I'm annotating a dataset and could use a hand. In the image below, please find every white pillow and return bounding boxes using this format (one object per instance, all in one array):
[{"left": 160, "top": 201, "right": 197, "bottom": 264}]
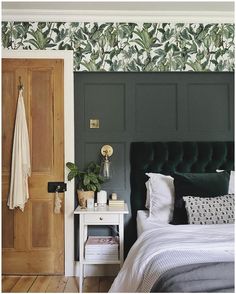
[
  {"left": 228, "top": 171, "right": 234, "bottom": 194},
  {"left": 145, "top": 173, "right": 175, "bottom": 223},
  {"left": 145, "top": 181, "right": 151, "bottom": 209},
  {"left": 216, "top": 170, "right": 235, "bottom": 194}
]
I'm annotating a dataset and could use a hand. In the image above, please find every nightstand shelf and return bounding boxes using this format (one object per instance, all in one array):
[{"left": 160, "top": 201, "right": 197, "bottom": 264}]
[
  {"left": 82, "top": 260, "right": 121, "bottom": 265},
  {"left": 74, "top": 204, "right": 129, "bottom": 293}
]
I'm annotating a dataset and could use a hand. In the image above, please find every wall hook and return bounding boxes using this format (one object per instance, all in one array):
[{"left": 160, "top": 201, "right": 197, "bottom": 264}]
[{"left": 18, "top": 76, "right": 24, "bottom": 90}]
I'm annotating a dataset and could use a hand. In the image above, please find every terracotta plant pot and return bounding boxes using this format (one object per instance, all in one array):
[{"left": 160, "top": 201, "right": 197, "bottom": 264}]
[{"left": 77, "top": 190, "right": 94, "bottom": 209}]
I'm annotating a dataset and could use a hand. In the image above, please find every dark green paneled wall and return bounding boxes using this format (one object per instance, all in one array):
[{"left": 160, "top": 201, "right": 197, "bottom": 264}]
[{"left": 74, "top": 72, "right": 234, "bottom": 258}]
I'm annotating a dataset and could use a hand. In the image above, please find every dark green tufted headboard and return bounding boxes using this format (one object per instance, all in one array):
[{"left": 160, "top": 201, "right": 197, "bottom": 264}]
[{"left": 130, "top": 142, "right": 234, "bottom": 221}]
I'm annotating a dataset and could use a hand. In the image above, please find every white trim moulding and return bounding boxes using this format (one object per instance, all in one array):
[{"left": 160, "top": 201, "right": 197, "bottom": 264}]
[{"left": 2, "top": 9, "right": 234, "bottom": 23}]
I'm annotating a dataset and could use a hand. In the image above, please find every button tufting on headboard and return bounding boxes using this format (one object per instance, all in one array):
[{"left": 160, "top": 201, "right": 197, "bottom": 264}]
[{"left": 130, "top": 141, "right": 234, "bottom": 222}]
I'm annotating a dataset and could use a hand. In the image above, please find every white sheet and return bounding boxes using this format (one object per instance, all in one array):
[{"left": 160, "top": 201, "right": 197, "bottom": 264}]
[
  {"left": 137, "top": 210, "right": 168, "bottom": 237},
  {"left": 137, "top": 210, "right": 158, "bottom": 237},
  {"left": 109, "top": 223, "right": 234, "bottom": 293},
  {"left": 137, "top": 210, "right": 148, "bottom": 237}
]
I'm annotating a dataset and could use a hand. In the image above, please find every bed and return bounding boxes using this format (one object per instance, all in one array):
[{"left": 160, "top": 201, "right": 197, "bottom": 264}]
[{"left": 109, "top": 142, "right": 234, "bottom": 293}]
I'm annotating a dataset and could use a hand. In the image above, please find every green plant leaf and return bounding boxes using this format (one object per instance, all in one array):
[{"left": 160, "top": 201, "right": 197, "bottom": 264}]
[
  {"left": 81, "top": 61, "right": 98, "bottom": 71},
  {"left": 95, "top": 183, "right": 101, "bottom": 192},
  {"left": 181, "top": 29, "right": 191, "bottom": 40},
  {"left": 2, "top": 32, "right": 11, "bottom": 48},
  {"left": 83, "top": 42, "right": 92, "bottom": 54},
  {"left": 83, "top": 174, "right": 90, "bottom": 186},
  {"left": 164, "top": 41, "right": 170, "bottom": 52},
  {"left": 189, "top": 42, "right": 197, "bottom": 54},
  {"left": 155, "top": 49, "right": 165, "bottom": 56},
  {"left": 90, "top": 51, "right": 99, "bottom": 61},
  {"left": 91, "top": 178, "right": 99, "bottom": 184},
  {"left": 38, "top": 22, "right": 46, "bottom": 30},
  {"left": 89, "top": 173, "right": 99, "bottom": 184},
  {"left": 105, "top": 59, "right": 113, "bottom": 65},
  {"left": 91, "top": 30, "right": 101, "bottom": 41},
  {"left": 86, "top": 184, "right": 92, "bottom": 191},
  {"left": 132, "top": 38, "right": 145, "bottom": 48},
  {"left": 211, "top": 60, "right": 218, "bottom": 65},
  {"left": 90, "top": 184, "right": 97, "bottom": 191},
  {"left": 27, "top": 29, "right": 55, "bottom": 49},
  {"left": 77, "top": 28, "right": 85, "bottom": 40},
  {"left": 187, "top": 61, "right": 203, "bottom": 71},
  {"left": 143, "top": 23, "right": 152, "bottom": 29},
  {"left": 196, "top": 52, "right": 204, "bottom": 61},
  {"left": 157, "top": 28, "right": 165, "bottom": 34},
  {"left": 128, "top": 61, "right": 139, "bottom": 71},
  {"left": 67, "top": 171, "right": 75, "bottom": 181},
  {"left": 27, "top": 38, "right": 40, "bottom": 49},
  {"left": 144, "top": 62, "right": 155, "bottom": 71},
  {"left": 215, "top": 51, "right": 221, "bottom": 60},
  {"left": 66, "top": 162, "right": 76, "bottom": 169}
]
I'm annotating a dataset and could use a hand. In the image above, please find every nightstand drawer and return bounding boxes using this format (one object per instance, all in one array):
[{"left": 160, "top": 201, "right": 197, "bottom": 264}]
[{"left": 84, "top": 213, "right": 119, "bottom": 224}]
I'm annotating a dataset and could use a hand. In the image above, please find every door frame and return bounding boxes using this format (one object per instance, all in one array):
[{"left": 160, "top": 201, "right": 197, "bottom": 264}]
[{"left": 2, "top": 49, "right": 75, "bottom": 276}]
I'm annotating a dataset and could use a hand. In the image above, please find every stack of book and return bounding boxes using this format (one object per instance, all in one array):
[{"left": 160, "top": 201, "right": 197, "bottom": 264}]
[
  {"left": 108, "top": 199, "right": 125, "bottom": 207},
  {"left": 85, "top": 236, "right": 119, "bottom": 261}
]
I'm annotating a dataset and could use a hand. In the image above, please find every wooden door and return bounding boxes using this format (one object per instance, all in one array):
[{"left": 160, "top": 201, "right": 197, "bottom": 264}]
[{"left": 2, "top": 59, "right": 64, "bottom": 274}]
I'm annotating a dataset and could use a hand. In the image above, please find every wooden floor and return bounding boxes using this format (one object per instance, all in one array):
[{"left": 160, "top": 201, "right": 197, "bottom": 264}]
[{"left": 2, "top": 276, "right": 114, "bottom": 293}]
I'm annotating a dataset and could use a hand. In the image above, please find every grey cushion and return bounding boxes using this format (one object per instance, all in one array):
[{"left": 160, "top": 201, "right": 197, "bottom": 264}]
[{"left": 183, "top": 194, "right": 234, "bottom": 225}]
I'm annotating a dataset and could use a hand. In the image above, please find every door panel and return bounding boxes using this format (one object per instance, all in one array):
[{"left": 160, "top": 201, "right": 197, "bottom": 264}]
[
  {"left": 31, "top": 200, "right": 53, "bottom": 248},
  {"left": 2, "top": 70, "right": 17, "bottom": 172},
  {"left": 2, "top": 59, "right": 64, "bottom": 274},
  {"left": 31, "top": 69, "right": 53, "bottom": 172},
  {"left": 2, "top": 204, "right": 14, "bottom": 248}
]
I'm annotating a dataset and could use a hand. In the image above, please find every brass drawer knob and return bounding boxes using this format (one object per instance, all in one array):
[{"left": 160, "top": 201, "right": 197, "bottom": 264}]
[{"left": 99, "top": 217, "right": 103, "bottom": 220}]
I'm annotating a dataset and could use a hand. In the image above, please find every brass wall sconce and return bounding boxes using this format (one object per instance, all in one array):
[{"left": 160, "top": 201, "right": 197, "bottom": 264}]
[{"left": 100, "top": 145, "right": 113, "bottom": 180}]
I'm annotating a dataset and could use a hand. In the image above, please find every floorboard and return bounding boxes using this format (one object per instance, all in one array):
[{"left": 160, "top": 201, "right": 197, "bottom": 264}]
[
  {"left": 2, "top": 275, "right": 114, "bottom": 293},
  {"left": 83, "top": 277, "right": 99, "bottom": 293},
  {"left": 28, "top": 276, "right": 52, "bottom": 292},
  {"left": 64, "top": 277, "right": 79, "bottom": 292},
  {"left": 99, "top": 277, "right": 115, "bottom": 292},
  {"left": 2, "top": 276, "right": 21, "bottom": 293},
  {"left": 45, "top": 276, "right": 68, "bottom": 293},
  {"left": 10, "top": 276, "right": 37, "bottom": 292}
]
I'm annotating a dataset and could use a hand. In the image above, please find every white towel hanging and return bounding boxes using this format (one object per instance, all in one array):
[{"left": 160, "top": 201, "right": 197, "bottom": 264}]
[{"left": 7, "top": 88, "right": 31, "bottom": 211}]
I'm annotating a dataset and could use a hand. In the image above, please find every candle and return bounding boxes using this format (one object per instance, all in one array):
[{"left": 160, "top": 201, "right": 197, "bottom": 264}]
[
  {"left": 111, "top": 193, "right": 117, "bottom": 200},
  {"left": 87, "top": 198, "right": 94, "bottom": 209},
  {"left": 97, "top": 190, "right": 107, "bottom": 206}
]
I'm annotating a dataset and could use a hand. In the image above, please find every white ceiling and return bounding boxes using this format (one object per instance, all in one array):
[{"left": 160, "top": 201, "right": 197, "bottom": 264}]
[
  {"left": 2, "top": 1, "right": 234, "bottom": 12},
  {"left": 2, "top": 1, "right": 234, "bottom": 23}
]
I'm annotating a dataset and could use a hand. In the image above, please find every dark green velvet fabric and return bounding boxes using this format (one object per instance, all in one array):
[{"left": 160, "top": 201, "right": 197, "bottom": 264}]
[
  {"left": 172, "top": 171, "right": 230, "bottom": 225},
  {"left": 130, "top": 142, "right": 234, "bottom": 224}
]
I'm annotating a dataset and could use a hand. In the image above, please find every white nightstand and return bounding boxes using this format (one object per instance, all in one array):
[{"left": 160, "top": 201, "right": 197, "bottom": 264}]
[{"left": 74, "top": 204, "right": 129, "bottom": 293}]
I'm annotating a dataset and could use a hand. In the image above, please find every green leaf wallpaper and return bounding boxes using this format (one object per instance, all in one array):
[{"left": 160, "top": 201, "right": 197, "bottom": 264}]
[{"left": 2, "top": 22, "right": 234, "bottom": 71}]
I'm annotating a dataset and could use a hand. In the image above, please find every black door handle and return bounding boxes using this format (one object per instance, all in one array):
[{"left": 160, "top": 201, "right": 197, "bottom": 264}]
[{"left": 48, "top": 182, "right": 67, "bottom": 193}]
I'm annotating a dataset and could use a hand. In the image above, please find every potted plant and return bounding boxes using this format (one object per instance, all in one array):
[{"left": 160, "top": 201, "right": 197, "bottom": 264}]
[{"left": 66, "top": 161, "right": 104, "bottom": 208}]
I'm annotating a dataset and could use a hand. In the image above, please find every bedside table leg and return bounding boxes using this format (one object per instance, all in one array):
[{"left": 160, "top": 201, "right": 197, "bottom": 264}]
[
  {"left": 79, "top": 263, "right": 83, "bottom": 293},
  {"left": 79, "top": 215, "right": 84, "bottom": 293},
  {"left": 119, "top": 215, "right": 124, "bottom": 267}
]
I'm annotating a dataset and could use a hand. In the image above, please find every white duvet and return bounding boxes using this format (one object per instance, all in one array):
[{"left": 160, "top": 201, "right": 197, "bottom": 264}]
[{"left": 109, "top": 224, "right": 234, "bottom": 293}]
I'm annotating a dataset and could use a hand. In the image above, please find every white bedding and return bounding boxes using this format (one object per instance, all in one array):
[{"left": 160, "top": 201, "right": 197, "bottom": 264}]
[
  {"left": 137, "top": 210, "right": 161, "bottom": 237},
  {"left": 109, "top": 223, "right": 234, "bottom": 293}
]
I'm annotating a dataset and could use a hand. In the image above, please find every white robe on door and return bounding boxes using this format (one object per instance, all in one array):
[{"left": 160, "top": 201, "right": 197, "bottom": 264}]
[{"left": 7, "top": 89, "right": 31, "bottom": 211}]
